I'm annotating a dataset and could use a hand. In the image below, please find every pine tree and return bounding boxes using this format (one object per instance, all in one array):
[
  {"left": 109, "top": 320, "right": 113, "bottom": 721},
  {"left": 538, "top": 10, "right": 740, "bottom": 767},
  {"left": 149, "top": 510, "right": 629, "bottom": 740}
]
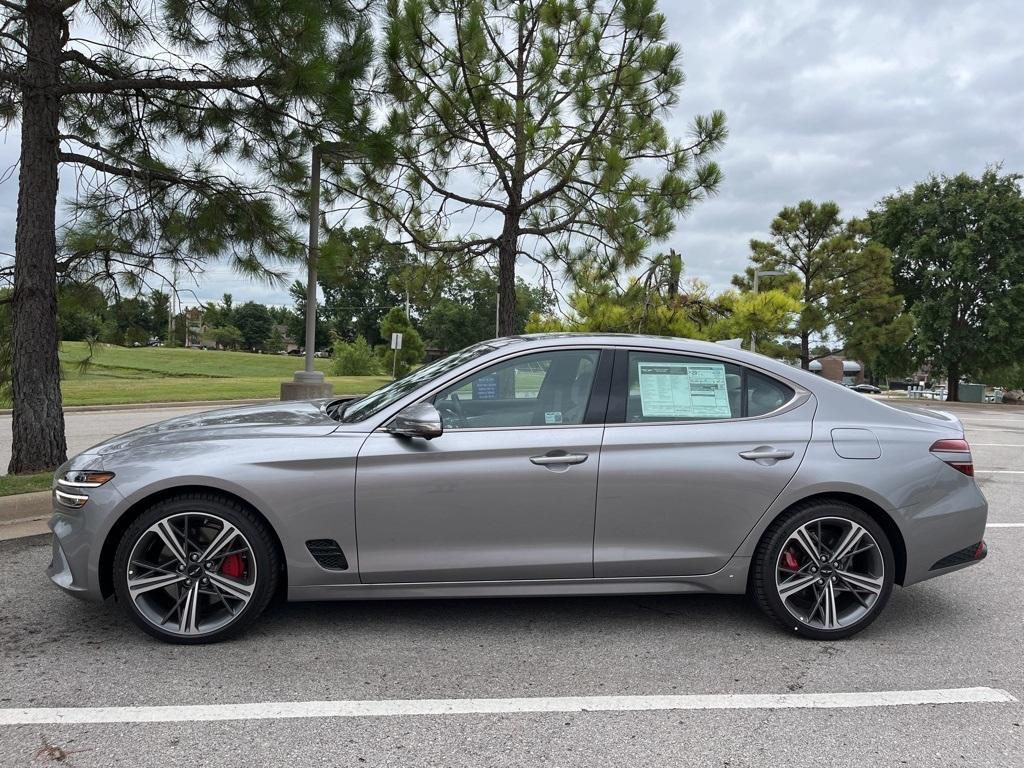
[{"left": 0, "top": 0, "right": 373, "bottom": 471}]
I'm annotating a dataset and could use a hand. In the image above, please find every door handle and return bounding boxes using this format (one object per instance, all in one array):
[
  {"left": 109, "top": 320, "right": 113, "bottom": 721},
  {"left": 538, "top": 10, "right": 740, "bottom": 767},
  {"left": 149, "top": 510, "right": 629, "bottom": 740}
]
[
  {"left": 530, "top": 452, "right": 589, "bottom": 466},
  {"left": 739, "top": 446, "right": 794, "bottom": 465}
]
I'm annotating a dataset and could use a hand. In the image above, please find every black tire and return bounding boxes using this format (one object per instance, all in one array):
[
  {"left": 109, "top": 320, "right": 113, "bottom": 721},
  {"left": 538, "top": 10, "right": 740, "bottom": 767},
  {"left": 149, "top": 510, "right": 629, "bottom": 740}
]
[
  {"left": 752, "top": 499, "right": 895, "bottom": 640},
  {"left": 112, "top": 493, "right": 280, "bottom": 644}
]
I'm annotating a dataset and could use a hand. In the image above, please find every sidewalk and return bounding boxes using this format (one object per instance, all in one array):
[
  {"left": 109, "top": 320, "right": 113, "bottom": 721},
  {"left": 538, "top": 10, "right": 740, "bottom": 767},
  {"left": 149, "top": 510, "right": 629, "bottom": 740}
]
[{"left": 0, "top": 491, "right": 50, "bottom": 541}]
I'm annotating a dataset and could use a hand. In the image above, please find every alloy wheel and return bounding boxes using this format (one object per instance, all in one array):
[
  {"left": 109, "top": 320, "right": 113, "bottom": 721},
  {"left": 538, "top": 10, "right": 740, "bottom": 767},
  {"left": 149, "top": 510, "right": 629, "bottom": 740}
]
[
  {"left": 125, "top": 512, "right": 257, "bottom": 637},
  {"left": 774, "top": 516, "right": 885, "bottom": 631}
]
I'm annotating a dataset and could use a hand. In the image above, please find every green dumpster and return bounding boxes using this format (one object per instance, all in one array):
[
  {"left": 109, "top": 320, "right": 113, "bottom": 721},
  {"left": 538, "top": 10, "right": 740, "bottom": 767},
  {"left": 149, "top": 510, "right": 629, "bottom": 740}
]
[{"left": 958, "top": 383, "right": 985, "bottom": 403}]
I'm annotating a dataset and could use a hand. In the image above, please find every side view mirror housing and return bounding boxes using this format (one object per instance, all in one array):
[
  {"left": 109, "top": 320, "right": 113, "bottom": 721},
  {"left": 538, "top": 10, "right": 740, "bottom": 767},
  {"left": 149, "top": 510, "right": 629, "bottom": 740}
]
[{"left": 388, "top": 402, "right": 443, "bottom": 440}]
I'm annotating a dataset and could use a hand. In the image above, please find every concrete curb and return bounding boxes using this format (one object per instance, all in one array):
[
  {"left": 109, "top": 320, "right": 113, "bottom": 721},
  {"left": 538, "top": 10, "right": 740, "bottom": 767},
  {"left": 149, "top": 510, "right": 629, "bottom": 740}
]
[
  {"left": 0, "top": 491, "right": 51, "bottom": 524},
  {"left": 0, "top": 398, "right": 275, "bottom": 417}
]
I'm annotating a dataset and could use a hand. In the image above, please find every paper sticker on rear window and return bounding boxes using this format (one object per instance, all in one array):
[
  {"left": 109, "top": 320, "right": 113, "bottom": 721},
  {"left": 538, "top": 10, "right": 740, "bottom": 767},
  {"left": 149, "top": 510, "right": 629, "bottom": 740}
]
[
  {"left": 637, "top": 361, "right": 732, "bottom": 418},
  {"left": 544, "top": 411, "right": 563, "bottom": 424}
]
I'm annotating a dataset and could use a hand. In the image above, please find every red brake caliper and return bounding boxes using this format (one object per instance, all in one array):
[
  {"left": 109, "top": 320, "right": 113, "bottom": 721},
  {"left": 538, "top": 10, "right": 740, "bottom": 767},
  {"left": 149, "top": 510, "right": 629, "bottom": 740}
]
[
  {"left": 220, "top": 554, "right": 245, "bottom": 579},
  {"left": 782, "top": 548, "right": 800, "bottom": 571}
]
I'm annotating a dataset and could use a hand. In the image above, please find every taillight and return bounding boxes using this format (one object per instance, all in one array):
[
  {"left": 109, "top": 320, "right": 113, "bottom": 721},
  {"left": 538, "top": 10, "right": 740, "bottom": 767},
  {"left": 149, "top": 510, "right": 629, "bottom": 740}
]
[{"left": 930, "top": 438, "right": 974, "bottom": 476}]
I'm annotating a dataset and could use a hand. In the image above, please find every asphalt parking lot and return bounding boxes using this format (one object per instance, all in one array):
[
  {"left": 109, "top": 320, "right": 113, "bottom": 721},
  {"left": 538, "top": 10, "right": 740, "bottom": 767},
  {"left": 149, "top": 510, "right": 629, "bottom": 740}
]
[{"left": 1, "top": 402, "right": 1022, "bottom": 766}]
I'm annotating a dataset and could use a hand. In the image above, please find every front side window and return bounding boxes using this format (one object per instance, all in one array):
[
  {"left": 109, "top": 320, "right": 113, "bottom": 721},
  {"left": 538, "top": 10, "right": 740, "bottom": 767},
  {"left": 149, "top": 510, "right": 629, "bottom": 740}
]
[
  {"left": 433, "top": 349, "right": 600, "bottom": 429},
  {"left": 624, "top": 352, "right": 794, "bottom": 422}
]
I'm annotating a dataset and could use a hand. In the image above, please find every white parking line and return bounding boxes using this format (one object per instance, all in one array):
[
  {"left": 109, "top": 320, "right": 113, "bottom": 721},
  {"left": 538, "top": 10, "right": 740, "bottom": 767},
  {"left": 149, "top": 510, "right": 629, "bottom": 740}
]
[
  {"left": 0, "top": 688, "right": 1014, "bottom": 725},
  {"left": 986, "top": 523, "right": 1024, "bottom": 528},
  {"left": 974, "top": 470, "right": 1024, "bottom": 474}
]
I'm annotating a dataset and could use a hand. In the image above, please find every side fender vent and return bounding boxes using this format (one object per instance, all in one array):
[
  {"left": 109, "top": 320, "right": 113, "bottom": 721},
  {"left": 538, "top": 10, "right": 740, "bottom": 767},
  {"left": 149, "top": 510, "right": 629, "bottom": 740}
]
[{"left": 306, "top": 539, "right": 349, "bottom": 571}]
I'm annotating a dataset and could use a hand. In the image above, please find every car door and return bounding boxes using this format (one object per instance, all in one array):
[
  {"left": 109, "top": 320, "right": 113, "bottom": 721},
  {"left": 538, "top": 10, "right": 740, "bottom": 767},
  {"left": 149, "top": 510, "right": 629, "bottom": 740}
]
[
  {"left": 594, "top": 349, "right": 814, "bottom": 577},
  {"left": 355, "top": 347, "right": 612, "bottom": 583}
]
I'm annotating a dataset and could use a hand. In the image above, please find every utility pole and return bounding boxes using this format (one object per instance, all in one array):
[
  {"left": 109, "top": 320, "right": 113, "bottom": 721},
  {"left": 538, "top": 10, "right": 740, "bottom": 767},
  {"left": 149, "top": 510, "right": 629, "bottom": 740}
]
[{"left": 282, "top": 142, "right": 349, "bottom": 400}]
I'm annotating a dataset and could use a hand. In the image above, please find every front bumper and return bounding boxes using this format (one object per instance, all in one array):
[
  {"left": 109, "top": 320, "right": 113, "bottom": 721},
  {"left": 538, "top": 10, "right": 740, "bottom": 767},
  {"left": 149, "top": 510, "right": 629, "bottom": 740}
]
[{"left": 45, "top": 463, "right": 124, "bottom": 603}]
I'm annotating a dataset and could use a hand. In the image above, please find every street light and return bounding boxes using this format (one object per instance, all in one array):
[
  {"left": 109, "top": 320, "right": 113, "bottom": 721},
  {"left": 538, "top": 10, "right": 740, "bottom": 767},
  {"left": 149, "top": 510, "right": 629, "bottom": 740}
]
[
  {"left": 282, "top": 142, "right": 349, "bottom": 401},
  {"left": 750, "top": 269, "right": 787, "bottom": 354}
]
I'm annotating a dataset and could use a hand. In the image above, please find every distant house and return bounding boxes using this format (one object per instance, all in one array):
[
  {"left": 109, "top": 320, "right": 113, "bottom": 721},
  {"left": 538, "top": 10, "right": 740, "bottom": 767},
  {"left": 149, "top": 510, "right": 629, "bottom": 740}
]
[{"left": 808, "top": 355, "right": 864, "bottom": 385}]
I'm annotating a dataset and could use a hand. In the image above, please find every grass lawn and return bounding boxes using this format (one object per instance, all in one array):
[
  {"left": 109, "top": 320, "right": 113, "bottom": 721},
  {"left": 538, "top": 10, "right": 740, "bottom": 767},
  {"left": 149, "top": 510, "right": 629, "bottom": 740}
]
[
  {"left": 0, "top": 471, "right": 51, "bottom": 497},
  {"left": 56, "top": 342, "right": 390, "bottom": 406}
]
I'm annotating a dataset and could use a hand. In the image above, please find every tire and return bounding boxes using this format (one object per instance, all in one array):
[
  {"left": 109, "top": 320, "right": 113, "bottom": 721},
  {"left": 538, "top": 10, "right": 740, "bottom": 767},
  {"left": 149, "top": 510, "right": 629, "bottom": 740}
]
[
  {"left": 112, "top": 493, "right": 280, "bottom": 644},
  {"left": 752, "top": 499, "right": 895, "bottom": 640}
]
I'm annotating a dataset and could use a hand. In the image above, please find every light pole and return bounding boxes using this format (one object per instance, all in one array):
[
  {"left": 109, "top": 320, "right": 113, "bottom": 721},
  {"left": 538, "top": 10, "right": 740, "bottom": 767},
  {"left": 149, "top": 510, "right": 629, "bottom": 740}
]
[
  {"left": 282, "top": 142, "right": 348, "bottom": 401},
  {"left": 750, "top": 269, "right": 787, "bottom": 354}
]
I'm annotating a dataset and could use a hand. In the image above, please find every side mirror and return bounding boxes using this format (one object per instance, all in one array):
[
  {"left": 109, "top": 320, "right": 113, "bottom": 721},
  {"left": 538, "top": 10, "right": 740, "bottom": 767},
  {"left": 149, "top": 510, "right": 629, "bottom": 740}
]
[{"left": 388, "top": 402, "right": 443, "bottom": 440}]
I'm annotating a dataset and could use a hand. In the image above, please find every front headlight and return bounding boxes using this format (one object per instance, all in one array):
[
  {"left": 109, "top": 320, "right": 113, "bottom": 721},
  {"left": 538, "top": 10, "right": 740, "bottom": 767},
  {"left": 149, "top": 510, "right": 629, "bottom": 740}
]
[{"left": 54, "top": 471, "right": 115, "bottom": 509}]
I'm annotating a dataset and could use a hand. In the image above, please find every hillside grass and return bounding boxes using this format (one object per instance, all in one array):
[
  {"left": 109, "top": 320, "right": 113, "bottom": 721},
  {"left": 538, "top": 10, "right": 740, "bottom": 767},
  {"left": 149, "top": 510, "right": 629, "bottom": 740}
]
[{"left": 54, "top": 342, "right": 389, "bottom": 406}]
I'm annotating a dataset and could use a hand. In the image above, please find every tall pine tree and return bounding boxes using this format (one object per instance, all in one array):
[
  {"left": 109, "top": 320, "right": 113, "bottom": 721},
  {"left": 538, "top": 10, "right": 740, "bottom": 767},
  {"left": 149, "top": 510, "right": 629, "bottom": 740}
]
[
  {"left": 0, "top": 0, "right": 373, "bottom": 472},
  {"left": 337, "top": 0, "right": 726, "bottom": 334}
]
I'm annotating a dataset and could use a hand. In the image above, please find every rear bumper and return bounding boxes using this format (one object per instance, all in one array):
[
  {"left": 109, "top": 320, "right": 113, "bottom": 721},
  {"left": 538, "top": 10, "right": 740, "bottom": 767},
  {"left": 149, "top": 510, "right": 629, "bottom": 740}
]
[{"left": 900, "top": 477, "right": 988, "bottom": 586}]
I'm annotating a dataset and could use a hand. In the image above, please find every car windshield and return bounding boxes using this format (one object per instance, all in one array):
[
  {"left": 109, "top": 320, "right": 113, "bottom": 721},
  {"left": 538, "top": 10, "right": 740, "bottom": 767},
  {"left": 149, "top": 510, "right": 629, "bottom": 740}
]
[{"left": 336, "top": 340, "right": 514, "bottom": 423}]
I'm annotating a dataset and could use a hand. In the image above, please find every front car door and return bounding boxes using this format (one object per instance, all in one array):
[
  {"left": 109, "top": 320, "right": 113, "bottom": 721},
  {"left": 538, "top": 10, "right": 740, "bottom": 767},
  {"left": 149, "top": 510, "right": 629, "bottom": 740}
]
[
  {"left": 355, "top": 347, "right": 612, "bottom": 583},
  {"left": 595, "top": 348, "right": 814, "bottom": 577}
]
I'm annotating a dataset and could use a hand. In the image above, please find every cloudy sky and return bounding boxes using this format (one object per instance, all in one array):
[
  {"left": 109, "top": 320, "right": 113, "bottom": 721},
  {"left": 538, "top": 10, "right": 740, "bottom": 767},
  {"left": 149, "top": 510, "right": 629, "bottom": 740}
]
[{"left": 0, "top": 0, "right": 1021, "bottom": 306}]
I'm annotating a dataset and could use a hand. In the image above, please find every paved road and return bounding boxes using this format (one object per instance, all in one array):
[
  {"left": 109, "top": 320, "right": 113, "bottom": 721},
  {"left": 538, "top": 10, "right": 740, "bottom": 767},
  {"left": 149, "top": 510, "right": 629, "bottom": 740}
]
[
  {"left": 0, "top": 404, "right": 229, "bottom": 475},
  {"left": 0, "top": 404, "right": 1022, "bottom": 766}
]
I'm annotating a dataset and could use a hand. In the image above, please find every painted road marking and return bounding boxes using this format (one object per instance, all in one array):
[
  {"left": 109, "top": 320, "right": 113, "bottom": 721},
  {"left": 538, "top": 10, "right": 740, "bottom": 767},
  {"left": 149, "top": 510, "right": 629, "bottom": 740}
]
[
  {"left": 0, "top": 688, "right": 1014, "bottom": 725},
  {"left": 974, "top": 470, "right": 1024, "bottom": 474},
  {"left": 986, "top": 523, "right": 1024, "bottom": 528}
]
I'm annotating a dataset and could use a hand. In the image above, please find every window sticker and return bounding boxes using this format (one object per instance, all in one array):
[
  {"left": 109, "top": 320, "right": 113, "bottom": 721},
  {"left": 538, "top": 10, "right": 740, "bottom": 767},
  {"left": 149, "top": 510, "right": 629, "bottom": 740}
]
[
  {"left": 637, "top": 361, "right": 732, "bottom": 418},
  {"left": 544, "top": 411, "right": 563, "bottom": 424},
  {"left": 472, "top": 374, "right": 499, "bottom": 400}
]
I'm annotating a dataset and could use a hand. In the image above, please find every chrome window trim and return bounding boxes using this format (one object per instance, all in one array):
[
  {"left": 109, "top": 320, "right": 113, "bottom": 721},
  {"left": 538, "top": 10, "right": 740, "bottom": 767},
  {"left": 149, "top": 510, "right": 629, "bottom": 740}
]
[{"left": 366, "top": 341, "right": 812, "bottom": 433}]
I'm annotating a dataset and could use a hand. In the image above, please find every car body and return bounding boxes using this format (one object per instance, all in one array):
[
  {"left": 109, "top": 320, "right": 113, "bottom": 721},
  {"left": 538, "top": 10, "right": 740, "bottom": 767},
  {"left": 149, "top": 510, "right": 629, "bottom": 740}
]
[{"left": 47, "top": 333, "right": 988, "bottom": 642}]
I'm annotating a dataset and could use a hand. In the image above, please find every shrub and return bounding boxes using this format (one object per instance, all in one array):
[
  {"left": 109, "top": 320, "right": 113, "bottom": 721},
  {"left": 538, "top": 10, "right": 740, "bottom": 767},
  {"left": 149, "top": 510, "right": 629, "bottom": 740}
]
[{"left": 333, "top": 336, "right": 382, "bottom": 375}]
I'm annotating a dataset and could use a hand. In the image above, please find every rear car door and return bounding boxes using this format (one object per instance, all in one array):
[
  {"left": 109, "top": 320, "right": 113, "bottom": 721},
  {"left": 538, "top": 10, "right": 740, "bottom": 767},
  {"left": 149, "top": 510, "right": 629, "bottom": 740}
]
[
  {"left": 355, "top": 347, "right": 612, "bottom": 583},
  {"left": 594, "top": 349, "right": 814, "bottom": 577}
]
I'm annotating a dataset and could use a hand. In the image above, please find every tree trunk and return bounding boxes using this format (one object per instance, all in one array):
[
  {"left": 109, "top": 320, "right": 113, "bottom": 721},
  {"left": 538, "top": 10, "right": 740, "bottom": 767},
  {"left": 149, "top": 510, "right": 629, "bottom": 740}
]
[
  {"left": 800, "top": 331, "right": 810, "bottom": 370},
  {"left": 496, "top": 225, "right": 518, "bottom": 337},
  {"left": 9, "top": 1, "right": 67, "bottom": 473},
  {"left": 947, "top": 362, "right": 960, "bottom": 403}
]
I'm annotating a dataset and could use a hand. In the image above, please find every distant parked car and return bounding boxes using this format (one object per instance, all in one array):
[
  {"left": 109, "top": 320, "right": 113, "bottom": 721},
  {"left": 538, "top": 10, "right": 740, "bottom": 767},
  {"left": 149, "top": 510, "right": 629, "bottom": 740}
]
[
  {"left": 287, "top": 349, "right": 303, "bottom": 356},
  {"left": 851, "top": 384, "right": 882, "bottom": 394}
]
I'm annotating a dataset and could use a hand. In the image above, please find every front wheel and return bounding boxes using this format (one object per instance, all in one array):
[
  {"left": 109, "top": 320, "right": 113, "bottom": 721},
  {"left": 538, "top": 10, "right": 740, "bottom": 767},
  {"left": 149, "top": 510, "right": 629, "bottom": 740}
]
[
  {"left": 752, "top": 501, "right": 895, "bottom": 639},
  {"left": 112, "top": 493, "right": 279, "bottom": 644}
]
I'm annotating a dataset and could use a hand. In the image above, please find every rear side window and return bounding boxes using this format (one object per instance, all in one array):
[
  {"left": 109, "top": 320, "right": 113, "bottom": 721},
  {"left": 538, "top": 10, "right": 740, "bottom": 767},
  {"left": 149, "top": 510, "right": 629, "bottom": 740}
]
[
  {"left": 623, "top": 352, "right": 794, "bottom": 422},
  {"left": 747, "top": 369, "right": 795, "bottom": 417}
]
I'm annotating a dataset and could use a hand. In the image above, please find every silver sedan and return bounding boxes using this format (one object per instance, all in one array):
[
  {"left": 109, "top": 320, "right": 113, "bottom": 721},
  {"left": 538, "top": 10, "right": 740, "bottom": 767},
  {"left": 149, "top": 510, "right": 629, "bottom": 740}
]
[{"left": 47, "top": 334, "right": 988, "bottom": 643}]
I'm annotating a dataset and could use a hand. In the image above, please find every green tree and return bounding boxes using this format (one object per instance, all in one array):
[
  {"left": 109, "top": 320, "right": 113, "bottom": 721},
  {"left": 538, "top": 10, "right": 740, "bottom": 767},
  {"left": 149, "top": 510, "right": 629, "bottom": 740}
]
[
  {"left": 333, "top": 335, "right": 383, "bottom": 375},
  {"left": 0, "top": 0, "right": 374, "bottom": 472},
  {"left": 57, "top": 283, "right": 107, "bottom": 341},
  {"left": 232, "top": 303, "right": 275, "bottom": 351},
  {"left": 340, "top": 0, "right": 725, "bottom": 335},
  {"left": 287, "top": 280, "right": 333, "bottom": 352},
  {"left": 378, "top": 306, "right": 424, "bottom": 377},
  {"left": 736, "top": 201, "right": 905, "bottom": 369},
  {"left": 210, "top": 325, "right": 245, "bottom": 351},
  {"left": 264, "top": 326, "right": 286, "bottom": 354},
  {"left": 528, "top": 251, "right": 799, "bottom": 344},
  {"left": 869, "top": 169, "right": 1024, "bottom": 401},
  {"left": 318, "top": 226, "right": 417, "bottom": 345},
  {"left": 420, "top": 269, "right": 553, "bottom": 351}
]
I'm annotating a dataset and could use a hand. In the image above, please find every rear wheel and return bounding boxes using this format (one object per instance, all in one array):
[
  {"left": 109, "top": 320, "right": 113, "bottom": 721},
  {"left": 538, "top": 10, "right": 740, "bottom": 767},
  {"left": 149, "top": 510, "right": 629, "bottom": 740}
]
[
  {"left": 752, "top": 500, "right": 895, "bottom": 639},
  {"left": 112, "top": 493, "right": 279, "bottom": 644}
]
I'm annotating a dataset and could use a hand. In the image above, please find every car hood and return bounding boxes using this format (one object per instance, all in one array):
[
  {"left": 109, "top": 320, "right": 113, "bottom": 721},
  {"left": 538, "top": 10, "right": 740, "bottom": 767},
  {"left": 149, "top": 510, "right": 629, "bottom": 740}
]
[{"left": 85, "top": 400, "right": 341, "bottom": 456}]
